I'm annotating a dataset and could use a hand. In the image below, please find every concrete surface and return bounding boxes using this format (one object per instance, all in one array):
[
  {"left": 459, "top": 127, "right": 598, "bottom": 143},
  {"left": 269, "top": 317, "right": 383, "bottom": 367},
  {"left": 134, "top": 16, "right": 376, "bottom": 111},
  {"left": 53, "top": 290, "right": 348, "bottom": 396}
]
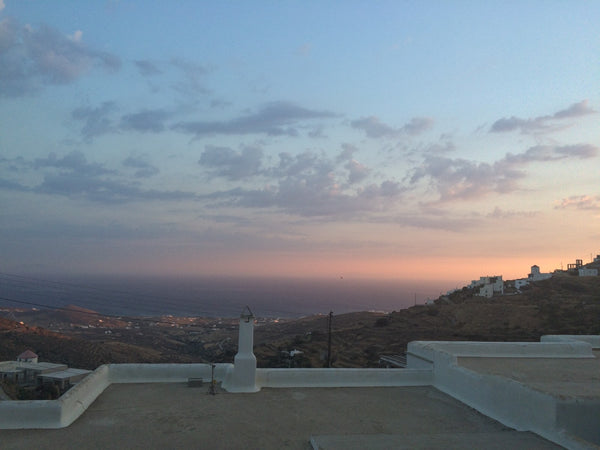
[
  {"left": 457, "top": 351, "right": 600, "bottom": 398},
  {"left": 0, "top": 384, "right": 561, "bottom": 450}
]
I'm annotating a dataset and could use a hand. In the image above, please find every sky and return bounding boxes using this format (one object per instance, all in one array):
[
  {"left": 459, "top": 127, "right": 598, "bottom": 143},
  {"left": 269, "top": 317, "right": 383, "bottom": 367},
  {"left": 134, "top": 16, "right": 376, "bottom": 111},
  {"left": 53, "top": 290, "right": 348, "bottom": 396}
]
[{"left": 0, "top": 1, "right": 599, "bottom": 285}]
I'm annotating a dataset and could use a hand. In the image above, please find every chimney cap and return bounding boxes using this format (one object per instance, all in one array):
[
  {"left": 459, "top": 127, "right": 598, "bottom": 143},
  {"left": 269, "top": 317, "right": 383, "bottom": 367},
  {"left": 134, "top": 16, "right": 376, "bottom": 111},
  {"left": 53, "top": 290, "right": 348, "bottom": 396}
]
[{"left": 241, "top": 305, "right": 254, "bottom": 321}]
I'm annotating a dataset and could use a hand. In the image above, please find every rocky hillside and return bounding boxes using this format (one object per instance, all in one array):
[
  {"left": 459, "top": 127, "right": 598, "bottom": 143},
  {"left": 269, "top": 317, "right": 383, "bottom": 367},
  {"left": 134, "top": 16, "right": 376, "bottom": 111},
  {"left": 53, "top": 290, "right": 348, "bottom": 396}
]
[{"left": 2, "top": 270, "right": 599, "bottom": 369}]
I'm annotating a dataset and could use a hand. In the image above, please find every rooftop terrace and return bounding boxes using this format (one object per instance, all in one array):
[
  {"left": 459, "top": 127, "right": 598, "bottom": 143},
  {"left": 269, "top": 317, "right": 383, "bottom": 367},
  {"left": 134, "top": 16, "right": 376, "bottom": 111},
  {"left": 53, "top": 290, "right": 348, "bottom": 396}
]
[
  {"left": 0, "top": 315, "right": 598, "bottom": 450},
  {"left": 0, "top": 384, "right": 561, "bottom": 450}
]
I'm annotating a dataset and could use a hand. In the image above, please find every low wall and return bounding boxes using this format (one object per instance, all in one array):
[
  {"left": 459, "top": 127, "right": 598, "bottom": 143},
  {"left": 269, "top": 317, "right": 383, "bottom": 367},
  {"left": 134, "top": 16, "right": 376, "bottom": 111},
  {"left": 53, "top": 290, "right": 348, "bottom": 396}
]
[
  {"left": 541, "top": 335, "right": 600, "bottom": 349},
  {"left": 0, "top": 363, "right": 234, "bottom": 429},
  {"left": 108, "top": 363, "right": 232, "bottom": 383},
  {"left": 408, "top": 340, "right": 594, "bottom": 360},
  {"left": 59, "top": 364, "right": 111, "bottom": 428},
  {"left": 0, "top": 363, "right": 430, "bottom": 429},
  {"left": 256, "top": 368, "right": 432, "bottom": 388},
  {"left": 0, "top": 399, "right": 62, "bottom": 429},
  {"left": 408, "top": 340, "right": 598, "bottom": 450}
]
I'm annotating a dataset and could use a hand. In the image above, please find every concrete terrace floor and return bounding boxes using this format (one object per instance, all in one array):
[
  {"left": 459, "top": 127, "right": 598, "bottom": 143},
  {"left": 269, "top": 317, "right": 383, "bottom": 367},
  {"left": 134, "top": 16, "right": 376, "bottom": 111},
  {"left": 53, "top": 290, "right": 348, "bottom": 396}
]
[
  {"left": 458, "top": 350, "right": 600, "bottom": 399},
  {"left": 0, "top": 384, "right": 561, "bottom": 450}
]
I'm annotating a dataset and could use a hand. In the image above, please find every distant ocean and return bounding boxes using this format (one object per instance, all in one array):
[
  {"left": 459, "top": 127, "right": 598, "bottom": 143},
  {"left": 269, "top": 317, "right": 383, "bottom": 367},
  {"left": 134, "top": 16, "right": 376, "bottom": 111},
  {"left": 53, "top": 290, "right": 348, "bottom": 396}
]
[{"left": 0, "top": 273, "right": 451, "bottom": 318}]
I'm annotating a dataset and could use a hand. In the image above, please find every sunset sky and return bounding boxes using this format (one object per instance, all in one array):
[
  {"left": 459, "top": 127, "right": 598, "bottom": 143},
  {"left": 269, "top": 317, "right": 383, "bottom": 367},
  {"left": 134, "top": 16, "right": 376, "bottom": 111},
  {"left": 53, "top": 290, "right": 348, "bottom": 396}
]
[{"left": 1, "top": 1, "right": 599, "bottom": 286}]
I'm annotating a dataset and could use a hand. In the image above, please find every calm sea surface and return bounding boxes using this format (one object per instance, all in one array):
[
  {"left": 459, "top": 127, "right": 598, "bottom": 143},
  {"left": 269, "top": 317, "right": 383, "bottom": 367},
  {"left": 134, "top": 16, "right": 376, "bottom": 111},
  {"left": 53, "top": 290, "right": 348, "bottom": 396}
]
[{"left": 0, "top": 273, "right": 452, "bottom": 318}]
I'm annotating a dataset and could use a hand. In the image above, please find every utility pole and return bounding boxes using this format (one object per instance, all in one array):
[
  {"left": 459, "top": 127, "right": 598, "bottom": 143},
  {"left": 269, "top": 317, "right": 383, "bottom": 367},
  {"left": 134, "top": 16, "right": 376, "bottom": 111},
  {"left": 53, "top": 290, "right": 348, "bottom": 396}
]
[{"left": 327, "top": 310, "right": 333, "bottom": 368}]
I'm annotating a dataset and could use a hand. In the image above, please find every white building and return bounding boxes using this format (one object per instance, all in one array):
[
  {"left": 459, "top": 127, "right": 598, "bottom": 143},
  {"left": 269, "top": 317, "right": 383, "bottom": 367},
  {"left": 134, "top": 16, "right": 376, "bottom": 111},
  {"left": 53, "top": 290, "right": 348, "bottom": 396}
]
[
  {"left": 579, "top": 268, "right": 598, "bottom": 277},
  {"left": 475, "top": 275, "right": 504, "bottom": 298},
  {"left": 514, "top": 278, "right": 529, "bottom": 290},
  {"left": 528, "top": 265, "right": 552, "bottom": 282}
]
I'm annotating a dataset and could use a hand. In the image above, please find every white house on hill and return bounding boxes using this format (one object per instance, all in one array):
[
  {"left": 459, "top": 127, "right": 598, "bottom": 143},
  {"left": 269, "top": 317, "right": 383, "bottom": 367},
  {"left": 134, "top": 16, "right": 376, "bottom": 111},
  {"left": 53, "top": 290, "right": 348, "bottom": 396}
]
[
  {"left": 579, "top": 267, "right": 598, "bottom": 277},
  {"left": 474, "top": 276, "right": 504, "bottom": 298}
]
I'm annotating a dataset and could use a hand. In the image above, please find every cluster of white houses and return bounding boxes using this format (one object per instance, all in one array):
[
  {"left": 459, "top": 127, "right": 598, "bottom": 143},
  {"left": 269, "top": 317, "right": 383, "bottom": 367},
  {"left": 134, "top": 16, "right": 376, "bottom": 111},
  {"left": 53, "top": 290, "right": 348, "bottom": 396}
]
[
  {"left": 0, "top": 350, "right": 91, "bottom": 393},
  {"left": 470, "top": 256, "right": 599, "bottom": 299}
]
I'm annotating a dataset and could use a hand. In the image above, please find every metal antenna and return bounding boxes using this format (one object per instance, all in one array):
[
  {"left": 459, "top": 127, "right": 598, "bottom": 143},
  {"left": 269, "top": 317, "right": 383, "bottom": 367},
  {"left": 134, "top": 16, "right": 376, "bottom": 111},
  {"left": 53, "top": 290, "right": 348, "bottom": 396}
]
[{"left": 207, "top": 363, "right": 217, "bottom": 395}]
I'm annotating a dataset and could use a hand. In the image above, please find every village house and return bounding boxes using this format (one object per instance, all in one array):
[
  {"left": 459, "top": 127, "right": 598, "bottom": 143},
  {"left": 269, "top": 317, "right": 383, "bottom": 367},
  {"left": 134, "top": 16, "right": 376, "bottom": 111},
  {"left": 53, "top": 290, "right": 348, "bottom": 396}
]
[
  {"left": 472, "top": 275, "right": 504, "bottom": 298},
  {"left": 515, "top": 264, "right": 553, "bottom": 289},
  {"left": 579, "top": 267, "right": 598, "bottom": 277},
  {"left": 0, "top": 351, "right": 91, "bottom": 394}
]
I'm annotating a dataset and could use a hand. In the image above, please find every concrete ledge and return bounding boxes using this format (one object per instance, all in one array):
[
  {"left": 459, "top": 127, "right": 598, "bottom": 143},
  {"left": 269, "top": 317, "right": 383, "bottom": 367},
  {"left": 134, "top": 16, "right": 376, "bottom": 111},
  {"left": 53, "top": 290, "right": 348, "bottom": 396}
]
[
  {"left": 256, "top": 368, "right": 432, "bottom": 388},
  {"left": 0, "top": 363, "right": 234, "bottom": 429},
  {"left": 108, "top": 363, "right": 232, "bottom": 383},
  {"left": 408, "top": 340, "right": 594, "bottom": 361},
  {"left": 58, "top": 364, "right": 111, "bottom": 428},
  {"left": 541, "top": 335, "right": 600, "bottom": 349},
  {"left": 0, "top": 399, "right": 62, "bottom": 429}
]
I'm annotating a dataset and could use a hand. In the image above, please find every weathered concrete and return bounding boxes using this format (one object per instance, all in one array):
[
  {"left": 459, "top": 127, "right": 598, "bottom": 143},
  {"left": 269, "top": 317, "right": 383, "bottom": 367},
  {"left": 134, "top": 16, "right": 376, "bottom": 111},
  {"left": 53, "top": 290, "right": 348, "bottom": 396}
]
[
  {"left": 407, "top": 339, "right": 600, "bottom": 449},
  {"left": 0, "top": 384, "right": 562, "bottom": 450},
  {"left": 257, "top": 367, "right": 432, "bottom": 388}
]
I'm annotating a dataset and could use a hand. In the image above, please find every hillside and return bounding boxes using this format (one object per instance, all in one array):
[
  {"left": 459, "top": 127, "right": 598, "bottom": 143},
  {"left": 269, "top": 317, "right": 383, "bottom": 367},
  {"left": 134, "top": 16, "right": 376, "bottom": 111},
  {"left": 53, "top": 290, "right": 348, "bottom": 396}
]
[{"left": 1, "top": 271, "right": 599, "bottom": 369}]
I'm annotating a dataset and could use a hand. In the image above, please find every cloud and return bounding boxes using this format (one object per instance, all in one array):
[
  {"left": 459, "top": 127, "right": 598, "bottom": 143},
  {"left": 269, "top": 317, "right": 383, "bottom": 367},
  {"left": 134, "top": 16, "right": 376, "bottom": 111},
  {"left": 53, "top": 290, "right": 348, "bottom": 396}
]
[
  {"left": 555, "top": 195, "right": 600, "bottom": 211},
  {"left": 0, "top": 151, "right": 187, "bottom": 203},
  {"left": 490, "top": 100, "right": 595, "bottom": 134},
  {"left": 402, "top": 117, "right": 435, "bottom": 135},
  {"left": 0, "top": 20, "right": 120, "bottom": 97},
  {"left": 122, "top": 156, "right": 159, "bottom": 178},
  {"left": 134, "top": 59, "right": 162, "bottom": 76},
  {"left": 174, "top": 101, "right": 337, "bottom": 137},
  {"left": 486, "top": 207, "right": 539, "bottom": 219},
  {"left": 199, "top": 145, "right": 263, "bottom": 180},
  {"left": 553, "top": 100, "right": 595, "bottom": 119},
  {"left": 410, "top": 156, "right": 524, "bottom": 201},
  {"left": 351, "top": 115, "right": 433, "bottom": 138},
  {"left": 411, "top": 143, "right": 598, "bottom": 202},
  {"left": 34, "top": 151, "right": 114, "bottom": 176},
  {"left": 0, "top": 1, "right": 5, "bottom": 12},
  {"left": 345, "top": 160, "right": 370, "bottom": 184},
  {"left": 35, "top": 172, "right": 196, "bottom": 203},
  {"left": 504, "top": 144, "right": 597, "bottom": 164},
  {"left": 200, "top": 150, "right": 402, "bottom": 218},
  {"left": 120, "top": 109, "right": 170, "bottom": 133},
  {"left": 72, "top": 101, "right": 117, "bottom": 140},
  {"left": 170, "top": 57, "right": 209, "bottom": 95}
]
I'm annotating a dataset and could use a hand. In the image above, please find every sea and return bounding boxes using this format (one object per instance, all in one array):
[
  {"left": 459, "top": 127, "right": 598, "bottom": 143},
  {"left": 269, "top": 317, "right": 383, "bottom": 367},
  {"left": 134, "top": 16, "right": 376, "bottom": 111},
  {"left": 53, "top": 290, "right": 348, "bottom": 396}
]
[{"left": 0, "top": 273, "right": 452, "bottom": 318}]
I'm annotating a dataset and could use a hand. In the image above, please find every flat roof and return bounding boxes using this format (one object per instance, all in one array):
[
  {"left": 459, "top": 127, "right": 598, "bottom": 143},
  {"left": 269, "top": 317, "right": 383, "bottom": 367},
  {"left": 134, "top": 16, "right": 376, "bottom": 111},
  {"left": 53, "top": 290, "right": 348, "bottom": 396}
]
[
  {"left": 39, "top": 369, "right": 92, "bottom": 380},
  {"left": 0, "top": 384, "right": 561, "bottom": 449},
  {"left": 457, "top": 350, "right": 600, "bottom": 399}
]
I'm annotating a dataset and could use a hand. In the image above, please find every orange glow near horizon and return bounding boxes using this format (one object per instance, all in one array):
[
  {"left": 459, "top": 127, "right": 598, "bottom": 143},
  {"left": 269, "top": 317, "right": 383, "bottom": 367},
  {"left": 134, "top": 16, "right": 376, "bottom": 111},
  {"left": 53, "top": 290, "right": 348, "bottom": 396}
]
[{"left": 120, "top": 252, "right": 578, "bottom": 288}]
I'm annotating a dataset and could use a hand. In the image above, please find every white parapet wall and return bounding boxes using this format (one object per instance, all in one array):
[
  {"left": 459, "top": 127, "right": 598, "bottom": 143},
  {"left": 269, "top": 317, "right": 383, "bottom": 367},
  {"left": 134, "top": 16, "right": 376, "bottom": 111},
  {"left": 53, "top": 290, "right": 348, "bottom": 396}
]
[
  {"left": 108, "top": 363, "right": 232, "bottom": 384},
  {"left": 0, "top": 363, "right": 233, "bottom": 430},
  {"left": 256, "top": 368, "right": 433, "bottom": 388},
  {"left": 407, "top": 340, "right": 595, "bottom": 361},
  {"left": 541, "top": 335, "right": 600, "bottom": 349},
  {"left": 406, "top": 339, "right": 599, "bottom": 450}
]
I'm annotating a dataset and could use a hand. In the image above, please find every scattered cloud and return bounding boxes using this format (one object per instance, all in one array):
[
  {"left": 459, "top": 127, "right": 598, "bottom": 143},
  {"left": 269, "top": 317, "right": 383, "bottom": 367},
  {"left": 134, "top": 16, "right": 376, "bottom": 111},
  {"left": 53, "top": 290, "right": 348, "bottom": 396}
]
[
  {"left": 72, "top": 101, "right": 117, "bottom": 141},
  {"left": 490, "top": 100, "right": 595, "bottom": 134},
  {"left": 120, "top": 109, "right": 170, "bottom": 133},
  {"left": 134, "top": 59, "right": 162, "bottom": 76},
  {"left": 199, "top": 149, "right": 402, "bottom": 218},
  {"left": 351, "top": 115, "right": 433, "bottom": 138},
  {"left": 34, "top": 151, "right": 114, "bottom": 176},
  {"left": 170, "top": 57, "right": 210, "bottom": 95},
  {"left": 174, "top": 101, "right": 337, "bottom": 137},
  {"left": 34, "top": 172, "right": 196, "bottom": 203},
  {"left": 122, "top": 156, "right": 159, "bottom": 178},
  {"left": 410, "top": 155, "right": 524, "bottom": 201},
  {"left": 555, "top": 195, "right": 600, "bottom": 211},
  {"left": 504, "top": 144, "right": 598, "bottom": 164},
  {"left": 411, "top": 142, "right": 598, "bottom": 202},
  {"left": 199, "top": 145, "right": 263, "bottom": 180},
  {"left": 0, "top": 19, "right": 120, "bottom": 97},
  {"left": 486, "top": 207, "right": 539, "bottom": 219}
]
